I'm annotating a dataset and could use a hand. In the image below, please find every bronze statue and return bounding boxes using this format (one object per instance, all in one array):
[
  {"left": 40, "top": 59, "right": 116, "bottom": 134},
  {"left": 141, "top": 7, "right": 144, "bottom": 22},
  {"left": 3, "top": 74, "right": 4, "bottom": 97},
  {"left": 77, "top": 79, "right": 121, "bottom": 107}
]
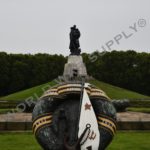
[{"left": 69, "top": 25, "right": 81, "bottom": 55}]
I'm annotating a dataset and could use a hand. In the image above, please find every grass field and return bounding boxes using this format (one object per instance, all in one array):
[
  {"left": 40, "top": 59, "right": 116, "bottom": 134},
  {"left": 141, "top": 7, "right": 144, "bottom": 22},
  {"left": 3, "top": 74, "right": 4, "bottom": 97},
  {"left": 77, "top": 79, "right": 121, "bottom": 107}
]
[
  {"left": 90, "top": 80, "right": 150, "bottom": 99},
  {"left": 0, "top": 131, "right": 149, "bottom": 150},
  {"left": 0, "top": 80, "right": 57, "bottom": 101},
  {"left": 0, "top": 79, "right": 149, "bottom": 101}
]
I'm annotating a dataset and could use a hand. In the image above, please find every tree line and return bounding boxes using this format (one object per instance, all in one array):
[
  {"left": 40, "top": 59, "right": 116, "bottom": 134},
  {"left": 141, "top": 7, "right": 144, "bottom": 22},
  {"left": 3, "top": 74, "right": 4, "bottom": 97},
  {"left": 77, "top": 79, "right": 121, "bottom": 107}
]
[
  {"left": 0, "top": 50, "right": 150, "bottom": 97},
  {"left": 0, "top": 52, "right": 66, "bottom": 96},
  {"left": 83, "top": 50, "right": 150, "bottom": 96}
]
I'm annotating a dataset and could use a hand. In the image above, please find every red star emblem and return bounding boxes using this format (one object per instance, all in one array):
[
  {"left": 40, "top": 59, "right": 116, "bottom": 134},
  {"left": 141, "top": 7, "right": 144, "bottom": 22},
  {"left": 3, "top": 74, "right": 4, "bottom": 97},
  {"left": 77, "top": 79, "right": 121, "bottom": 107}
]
[{"left": 85, "top": 103, "right": 92, "bottom": 110}]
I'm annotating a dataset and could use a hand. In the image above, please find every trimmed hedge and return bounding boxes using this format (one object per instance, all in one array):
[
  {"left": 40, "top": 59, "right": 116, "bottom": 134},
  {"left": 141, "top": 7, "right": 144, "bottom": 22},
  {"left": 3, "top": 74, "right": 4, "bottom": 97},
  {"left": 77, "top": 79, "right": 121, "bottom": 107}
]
[
  {"left": 130, "top": 100, "right": 150, "bottom": 108},
  {"left": 0, "top": 101, "right": 20, "bottom": 109}
]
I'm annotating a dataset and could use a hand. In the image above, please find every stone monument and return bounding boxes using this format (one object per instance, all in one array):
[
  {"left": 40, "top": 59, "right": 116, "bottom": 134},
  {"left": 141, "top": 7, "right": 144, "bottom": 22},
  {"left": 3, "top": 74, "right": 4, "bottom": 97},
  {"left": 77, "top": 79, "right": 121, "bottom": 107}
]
[
  {"left": 32, "top": 26, "right": 117, "bottom": 150},
  {"left": 63, "top": 25, "right": 88, "bottom": 80}
]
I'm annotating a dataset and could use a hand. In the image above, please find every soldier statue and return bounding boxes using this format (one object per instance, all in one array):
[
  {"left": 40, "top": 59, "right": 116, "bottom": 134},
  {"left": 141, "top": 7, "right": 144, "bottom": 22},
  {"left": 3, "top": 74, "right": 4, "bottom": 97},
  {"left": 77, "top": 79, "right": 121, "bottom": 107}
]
[{"left": 69, "top": 25, "right": 81, "bottom": 55}]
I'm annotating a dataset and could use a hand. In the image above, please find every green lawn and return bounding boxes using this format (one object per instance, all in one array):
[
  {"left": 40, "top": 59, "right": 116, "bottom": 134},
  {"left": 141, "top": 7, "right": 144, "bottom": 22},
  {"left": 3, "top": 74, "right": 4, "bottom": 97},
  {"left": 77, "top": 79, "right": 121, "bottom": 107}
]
[
  {"left": 0, "top": 132, "right": 149, "bottom": 150},
  {"left": 0, "top": 80, "right": 57, "bottom": 101},
  {"left": 0, "top": 132, "right": 41, "bottom": 150},
  {"left": 90, "top": 80, "right": 150, "bottom": 99},
  {"left": 108, "top": 131, "right": 150, "bottom": 150},
  {"left": 0, "top": 79, "right": 149, "bottom": 102}
]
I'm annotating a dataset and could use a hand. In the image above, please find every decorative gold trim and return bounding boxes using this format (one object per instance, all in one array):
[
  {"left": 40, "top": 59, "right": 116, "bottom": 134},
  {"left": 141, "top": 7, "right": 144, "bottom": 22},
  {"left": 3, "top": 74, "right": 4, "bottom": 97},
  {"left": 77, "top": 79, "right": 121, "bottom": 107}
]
[
  {"left": 98, "top": 114, "right": 117, "bottom": 125},
  {"left": 34, "top": 120, "right": 52, "bottom": 134},
  {"left": 98, "top": 116, "right": 116, "bottom": 130},
  {"left": 57, "top": 84, "right": 81, "bottom": 90},
  {"left": 32, "top": 115, "right": 52, "bottom": 134},
  {"left": 98, "top": 121, "right": 115, "bottom": 135},
  {"left": 91, "top": 89, "right": 104, "bottom": 93},
  {"left": 58, "top": 88, "right": 81, "bottom": 94},
  {"left": 41, "top": 83, "right": 110, "bottom": 101},
  {"left": 98, "top": 117, "right": 116, "bottom": 135},
  {"left": 32, "top": 113, "right": 52, "bottom": 123}
]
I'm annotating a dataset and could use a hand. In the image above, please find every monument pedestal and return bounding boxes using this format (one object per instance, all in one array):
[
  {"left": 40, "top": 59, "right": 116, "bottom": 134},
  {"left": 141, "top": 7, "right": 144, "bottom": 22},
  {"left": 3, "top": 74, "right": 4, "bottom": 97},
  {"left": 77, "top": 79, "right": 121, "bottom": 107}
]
[{"left": 63, "top": 55, "right": 88, "bottom": 80}]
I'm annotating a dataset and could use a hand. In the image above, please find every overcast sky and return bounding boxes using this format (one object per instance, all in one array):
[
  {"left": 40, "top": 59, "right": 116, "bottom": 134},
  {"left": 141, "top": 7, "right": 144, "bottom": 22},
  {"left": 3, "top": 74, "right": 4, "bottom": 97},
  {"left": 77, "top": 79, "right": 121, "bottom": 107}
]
[{"left": 0, "top": 0, "right": 150, "bottom": 56}]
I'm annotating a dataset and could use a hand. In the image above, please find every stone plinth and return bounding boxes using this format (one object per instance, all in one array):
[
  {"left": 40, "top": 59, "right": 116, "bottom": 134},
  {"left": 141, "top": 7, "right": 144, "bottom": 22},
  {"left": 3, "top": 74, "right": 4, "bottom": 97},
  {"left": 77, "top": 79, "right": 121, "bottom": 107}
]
[
  {"left": 63, "top": 55, "right": 88, "bottom": 80},
  {"left": 1, "top": 112, "right": 150, "bottom": 131}
]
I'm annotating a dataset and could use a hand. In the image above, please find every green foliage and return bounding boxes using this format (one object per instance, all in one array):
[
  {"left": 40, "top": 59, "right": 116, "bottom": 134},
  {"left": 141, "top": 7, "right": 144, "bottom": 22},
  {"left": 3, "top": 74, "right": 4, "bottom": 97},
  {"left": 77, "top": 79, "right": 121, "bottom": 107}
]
[
  {"left": 83, "top": 50, "right": 150, "bottom": 96},
  {"left": 0, "top": 50, "right": 150, "bottom": 97},
  {"left": 0, "top": 108, "right": 17, "bottom": 114},
  {"left": 0, "top": 52, "right": 10, "bottom": 96},
  {"left": 1, "top": 79, "right": 149, "bottom": 102},
  {"left": 0, "top": 80, "right": 57, "bottom": 101},
  {"left": 130, "top": 100, "right": 150, "bottom": 108},
  {"left": 127, "top": 107, "right": 150, "bottom": 113},
  {"left": 90, "top": 79, "right": 149, "bottom": 99},
  {"left": 0, "top": 101, "right": 17, "bottom": 109},
  {"left": 0, "top": 52, "right": 66, "bottom": 96}
]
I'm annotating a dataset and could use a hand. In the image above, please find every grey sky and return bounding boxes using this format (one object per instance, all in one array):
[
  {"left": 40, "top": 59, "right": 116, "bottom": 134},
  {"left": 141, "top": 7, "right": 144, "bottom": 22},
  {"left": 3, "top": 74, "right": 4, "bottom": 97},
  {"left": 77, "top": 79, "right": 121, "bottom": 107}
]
[{"left": 0, "top": 0, "right": 150, "bottom": 56}]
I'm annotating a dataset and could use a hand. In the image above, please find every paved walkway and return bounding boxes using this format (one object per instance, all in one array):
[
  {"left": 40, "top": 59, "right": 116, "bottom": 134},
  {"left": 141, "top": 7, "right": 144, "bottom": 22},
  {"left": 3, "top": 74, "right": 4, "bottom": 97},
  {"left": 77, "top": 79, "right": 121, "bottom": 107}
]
[
  {"left": 117, "top": 112, "right": 150, "bottom": 122},
  {"left": 0, "top": 113, "right": 32, "bottom": 122},
  {"left": 0, "top": 112, "right": 150, "bottom": 122}
]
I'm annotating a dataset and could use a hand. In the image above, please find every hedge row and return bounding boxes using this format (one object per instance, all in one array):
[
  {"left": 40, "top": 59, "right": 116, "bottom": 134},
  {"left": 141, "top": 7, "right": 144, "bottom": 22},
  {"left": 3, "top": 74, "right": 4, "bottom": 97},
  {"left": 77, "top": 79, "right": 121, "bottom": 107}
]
[{"left": 130, "top": 100, "right": 150, "bottom": 108}]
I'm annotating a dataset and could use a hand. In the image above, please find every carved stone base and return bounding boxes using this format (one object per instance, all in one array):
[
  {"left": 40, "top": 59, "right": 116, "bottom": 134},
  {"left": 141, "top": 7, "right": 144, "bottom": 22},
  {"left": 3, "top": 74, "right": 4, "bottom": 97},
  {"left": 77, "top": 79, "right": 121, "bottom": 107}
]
[{"left": 63, "top": 55, "right": 88, "bottom": 80}]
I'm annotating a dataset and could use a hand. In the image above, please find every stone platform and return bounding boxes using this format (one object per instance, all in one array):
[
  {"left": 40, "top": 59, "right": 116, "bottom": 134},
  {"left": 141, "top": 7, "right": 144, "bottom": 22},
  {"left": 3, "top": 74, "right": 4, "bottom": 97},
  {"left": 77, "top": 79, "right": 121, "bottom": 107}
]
[
  {"left": 63, "top": 55, "right": 87, "bottom": 80},
  {"left": 0, "top": 112, "right": 150, "bottom": 131}
]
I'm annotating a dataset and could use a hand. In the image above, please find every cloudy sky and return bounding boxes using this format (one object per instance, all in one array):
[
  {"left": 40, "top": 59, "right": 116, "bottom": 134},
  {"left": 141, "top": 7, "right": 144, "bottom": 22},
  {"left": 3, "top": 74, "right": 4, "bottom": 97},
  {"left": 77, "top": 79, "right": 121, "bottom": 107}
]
[{"left": 0, "top": 0, "right": 149, "bottom": 55}]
